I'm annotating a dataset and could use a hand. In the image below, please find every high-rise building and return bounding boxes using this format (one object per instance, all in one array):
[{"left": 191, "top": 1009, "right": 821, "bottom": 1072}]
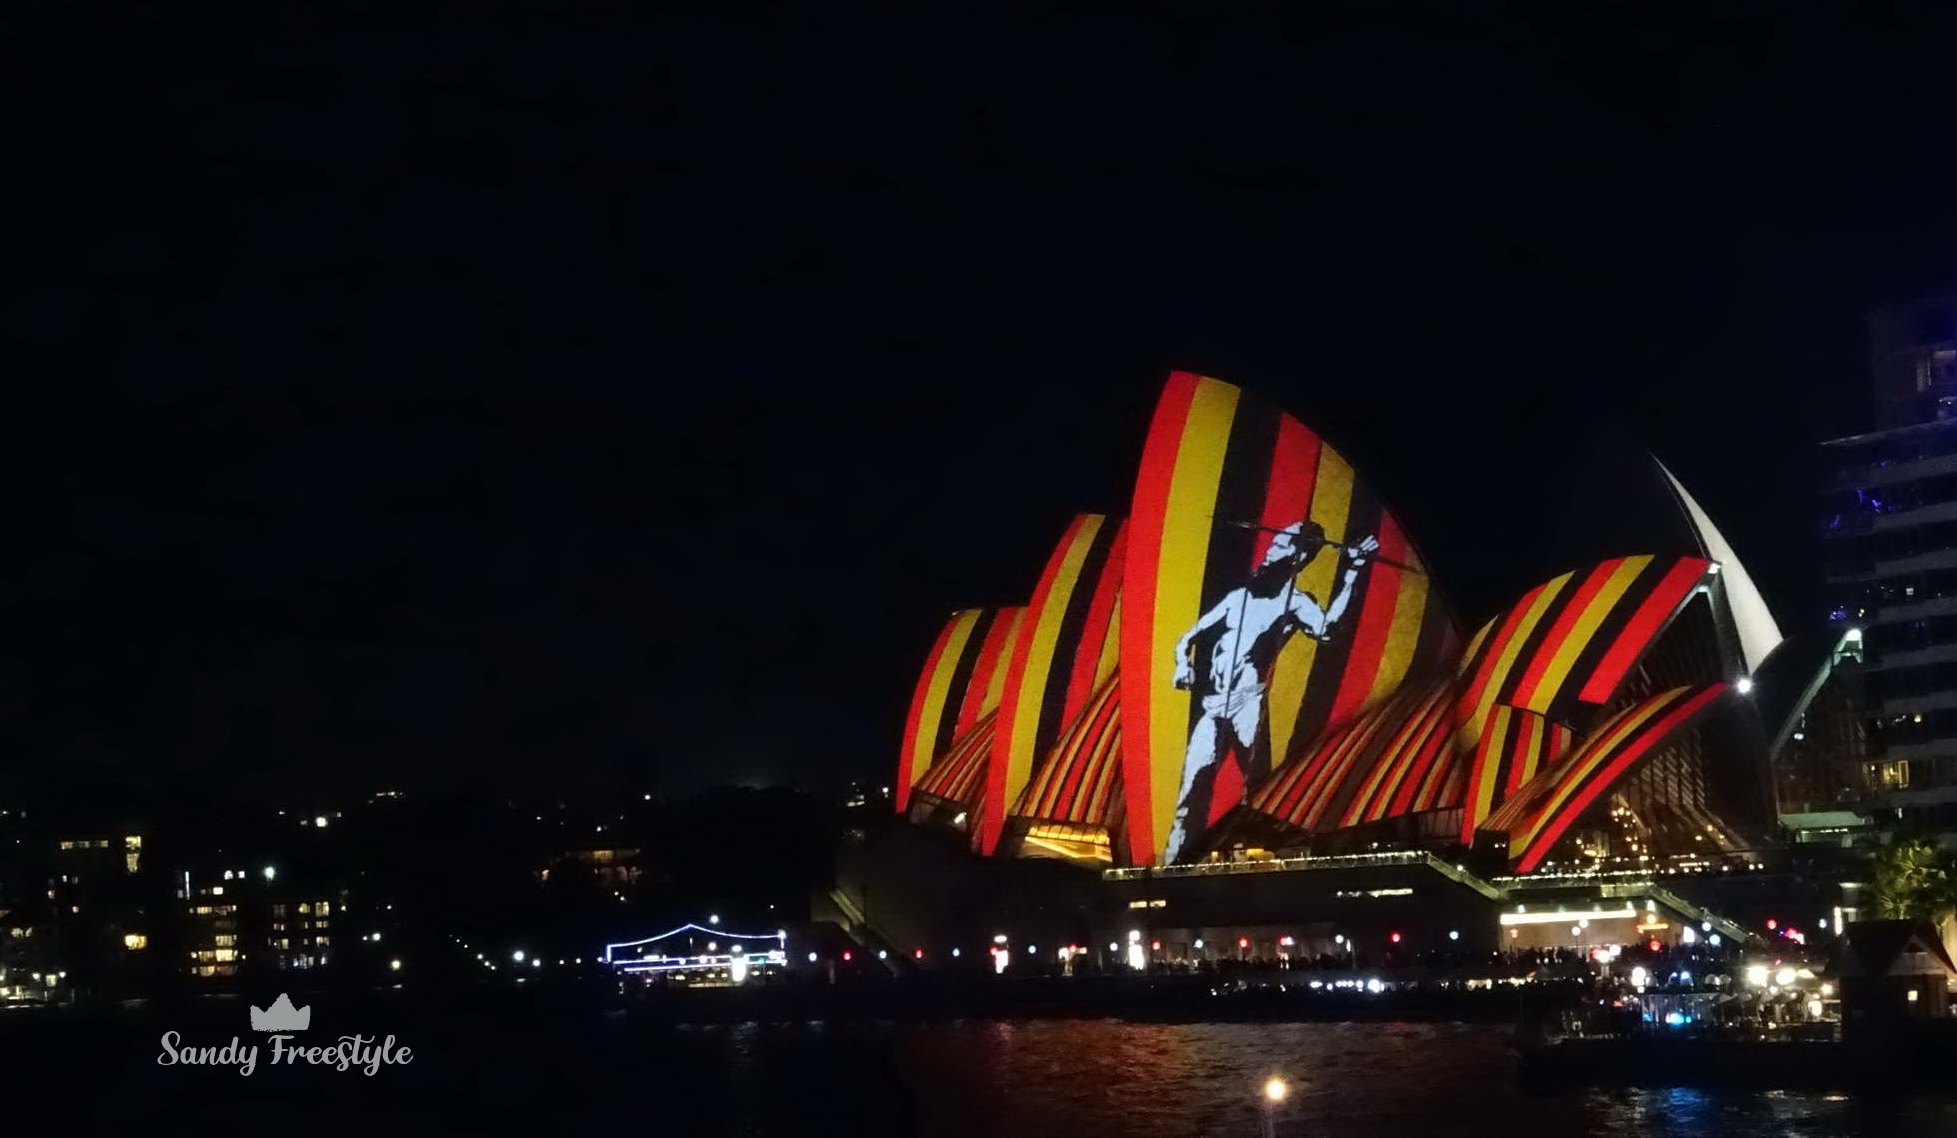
[
  {"left": 1822, "top": 295, "right": 1957, "bottom": 832},
  {"left": 180, "top": 866, "right": 349, "bottom": 980},
  {"left": 1870, "top": 295, "right": 1957, "bottom": 429}
]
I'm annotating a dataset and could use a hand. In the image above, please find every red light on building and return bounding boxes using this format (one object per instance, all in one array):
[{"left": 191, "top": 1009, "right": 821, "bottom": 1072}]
[
  {"left": 1238, "top": 937, "right": 1250, "bottom": 949},
  {"left": 1151, "top": 940, "right": 1161, "bottom": 951},
  {"left": 1765, "top": 919, "right": 1777, "bottom": 931},
  {"left": 1389, "top": 931, "right": 1402, "bottom": 944},
  {"left": 842, "top": 951, "right": 852, "bottom": 962},
  {"left": 914, "top": 949, "right": 924, "bottom": 959}
]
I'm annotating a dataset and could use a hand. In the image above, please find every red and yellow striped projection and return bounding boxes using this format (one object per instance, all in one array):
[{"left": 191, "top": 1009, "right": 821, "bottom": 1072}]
[
  {"left": 1461, "top": 704, "right": 1574, "bottom": 827},
  {"left": 960, "top": 607, "right": 1027, "bottom": 850},
  {"left": 959, "top": 607, "right": 1026, "bottom": 731},
  {"left": 983, "top": 516, "right": 1125, "bottom": 853},
  {"left": 895, "top": 606, "right": 1024, "bottom": 813},
  {"left": 896, "top": 609, "right": 987, "bottom": 812},
  {"left": 1323, "top": 674, "right": 1477, "bottom": 829},
  {"left": 1452, "top": 554, "right": 1713, "bottom": 842},
  {"left": 896, "top": 366, "right": 1744, "bottom": 873},
  {"left": 1013, "top": 672, "right": 1124, "bottom": 827},
  {"left": 1247, "top": 678, "right": 1448, "bottom": 832},
  {"left": 1120, "top": 372, "right": 1455, "bottom": 863},
  {"left": 1487, "top": 684, "right": 1729, "bottom": 873},
  {"left": 911, "top": 711, "right": 999, "bottom": 813}
]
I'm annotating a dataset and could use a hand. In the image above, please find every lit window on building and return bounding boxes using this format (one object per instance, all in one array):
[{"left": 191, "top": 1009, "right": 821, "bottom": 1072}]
[{"left": 123, "top": 934, "right": 148, "bottom": 950}]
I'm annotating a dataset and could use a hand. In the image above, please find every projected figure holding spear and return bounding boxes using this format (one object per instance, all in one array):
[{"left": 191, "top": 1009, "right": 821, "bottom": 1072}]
[{"left": 1160, "top": 520, "right": 1380, "bottom": 863}]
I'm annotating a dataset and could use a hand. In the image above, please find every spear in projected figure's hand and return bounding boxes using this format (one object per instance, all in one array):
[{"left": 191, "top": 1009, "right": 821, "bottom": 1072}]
[{"left": 1214, "top": 518, "right": 1428, "bottom": 575}]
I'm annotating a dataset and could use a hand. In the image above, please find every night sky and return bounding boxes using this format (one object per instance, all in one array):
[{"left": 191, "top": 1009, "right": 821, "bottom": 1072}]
[{"left": 8, "top": 5, "right": 1957, "bottom": 804}]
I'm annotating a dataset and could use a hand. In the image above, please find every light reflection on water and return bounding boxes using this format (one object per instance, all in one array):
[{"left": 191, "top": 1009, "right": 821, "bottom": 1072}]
[{"left": 713, "top": 1019, "right": 1957, "bottom": 1137}]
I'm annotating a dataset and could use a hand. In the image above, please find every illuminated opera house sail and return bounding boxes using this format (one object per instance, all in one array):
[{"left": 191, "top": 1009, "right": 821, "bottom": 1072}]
[{"left": 896, "top": 372, "right": 1784, "bottom": 879}]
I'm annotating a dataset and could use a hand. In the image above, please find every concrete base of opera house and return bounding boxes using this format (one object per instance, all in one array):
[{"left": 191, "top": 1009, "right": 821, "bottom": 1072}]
[{"left": 823, "top": 823, "right": 1846, "bottom": 971}]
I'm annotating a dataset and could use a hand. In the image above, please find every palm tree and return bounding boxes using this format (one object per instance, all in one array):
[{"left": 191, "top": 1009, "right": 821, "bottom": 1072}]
[{"left": 1871, "top": 834, "right": 1957, "bottom": 924}]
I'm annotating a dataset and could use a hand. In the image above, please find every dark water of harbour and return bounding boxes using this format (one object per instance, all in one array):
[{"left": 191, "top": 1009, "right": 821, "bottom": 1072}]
[
  {"left": 687, "top": 1019, "right": 1957, "bottom": 1138},
  {"left": 16, "top": 1004, "right": 1957, "bottom": 1136}
]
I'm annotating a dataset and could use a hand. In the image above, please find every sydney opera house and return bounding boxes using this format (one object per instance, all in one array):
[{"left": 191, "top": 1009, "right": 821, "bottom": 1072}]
[{"left": 853, "top": 373, "right": 1855, "bottom": 961}]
